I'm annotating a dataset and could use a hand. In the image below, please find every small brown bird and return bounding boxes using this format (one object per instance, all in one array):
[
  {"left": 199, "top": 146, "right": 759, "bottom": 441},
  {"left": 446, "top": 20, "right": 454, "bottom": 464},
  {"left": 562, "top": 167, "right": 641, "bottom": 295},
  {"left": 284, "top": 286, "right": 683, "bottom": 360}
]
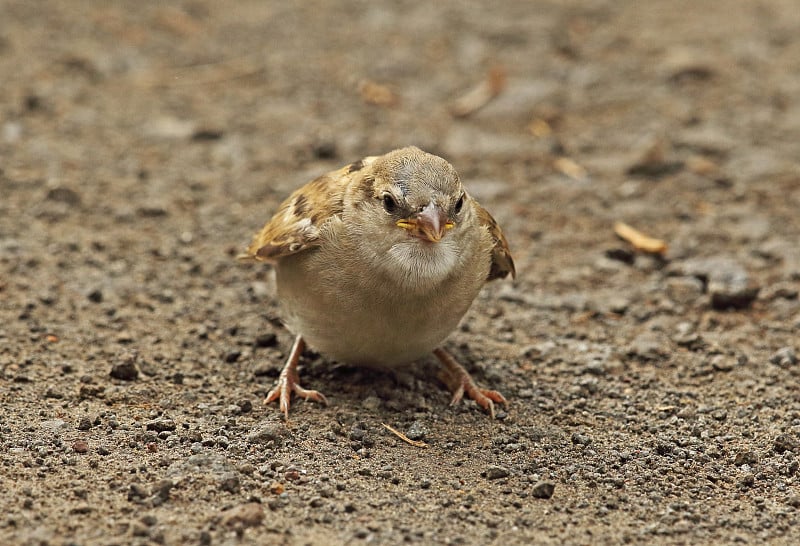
[{"left": 241, "top": 146, "right": 515, "bottom": 417}]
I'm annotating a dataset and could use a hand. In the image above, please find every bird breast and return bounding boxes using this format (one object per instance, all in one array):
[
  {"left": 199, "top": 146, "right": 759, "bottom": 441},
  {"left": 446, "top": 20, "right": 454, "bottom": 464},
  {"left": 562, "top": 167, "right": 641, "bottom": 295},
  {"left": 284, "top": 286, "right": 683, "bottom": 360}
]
[{"left": 274, "top": 232, "right": 490, "bottom": 368}]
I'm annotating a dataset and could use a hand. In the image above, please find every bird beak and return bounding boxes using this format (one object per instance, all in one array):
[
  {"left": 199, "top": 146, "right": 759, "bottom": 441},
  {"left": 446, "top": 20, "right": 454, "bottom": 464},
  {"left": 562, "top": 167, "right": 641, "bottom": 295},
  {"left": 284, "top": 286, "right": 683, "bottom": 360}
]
[{"left": 396, "top": 202, "right": 454, "bottom": 243}]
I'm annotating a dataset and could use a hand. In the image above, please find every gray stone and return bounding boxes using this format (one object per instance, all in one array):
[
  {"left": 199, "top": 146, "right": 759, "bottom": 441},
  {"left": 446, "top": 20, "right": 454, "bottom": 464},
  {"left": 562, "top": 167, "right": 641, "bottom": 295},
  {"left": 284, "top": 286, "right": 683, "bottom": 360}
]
[
  {"left": 531, "top": 480, "right": 556, "bottom": 499},
  {"left": 769, "top": 347, "right": 797, "bottom": 368},
  {"left": 145, "top": 417, "right": 176, "bottom": 432},
  {"left": 627, "top": 332, "right": 669, "bottom": 361},
  {"left": 484, "top": 465, "right": 510, "bottom": 480},
  {"left": 110, "top": 355, "right": 139, "bottom": 381},
  {"left": 708, "top": 272, "right": 759, "bottom": 310},
  {"left": 670, "top": 257, "right": 759, "bottom": 309},
  {"left": 406, "top": 421, "right": 428, "bottom": 442},
  {"left": 247, "top": 421, "right": 291, "bottom": 446},
  {"left": 665, "top": 277, "right": 704, "bottom": 305}
]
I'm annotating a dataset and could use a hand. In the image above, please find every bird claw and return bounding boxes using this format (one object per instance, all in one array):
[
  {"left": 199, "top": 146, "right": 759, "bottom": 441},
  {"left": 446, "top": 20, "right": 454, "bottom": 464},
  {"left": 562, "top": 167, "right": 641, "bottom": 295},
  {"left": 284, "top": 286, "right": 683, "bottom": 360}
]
[
  {"left": 265, "top": 378, "right": 327, "bottom": 419},
  {"left": 264, "top": 336, "right": 327, "bottom": 419},
  {"left": 435, "top": 348, "right": 507, "bottom": 418},
  {"left": 448, "top": 380, "right": 507, "bottom": 418}
]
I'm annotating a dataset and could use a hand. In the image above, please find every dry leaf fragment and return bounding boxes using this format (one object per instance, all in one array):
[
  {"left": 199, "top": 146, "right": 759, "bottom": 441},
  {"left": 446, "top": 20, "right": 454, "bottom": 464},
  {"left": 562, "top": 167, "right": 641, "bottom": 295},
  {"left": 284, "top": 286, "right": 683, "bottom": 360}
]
[
  {"left": 451, "top": 65, "right": 507, "bottom": 118},
  {"left": 686, "top": 155, "right": 719, "bottom": 177},
  {"left": 613, "top": 221, "right": 668, "bottom": 255},
  {"left": 382, "top": 423, "right": 428, "bottom": 448},
  {"left": 528, "top": 118, "right": 553, "bottom": 138},
  {"left": 358, "top": 79, "right": 400, "bottom": 107},
  {"left": 553, "top": 157, "right": 587, "bottom": 181}
]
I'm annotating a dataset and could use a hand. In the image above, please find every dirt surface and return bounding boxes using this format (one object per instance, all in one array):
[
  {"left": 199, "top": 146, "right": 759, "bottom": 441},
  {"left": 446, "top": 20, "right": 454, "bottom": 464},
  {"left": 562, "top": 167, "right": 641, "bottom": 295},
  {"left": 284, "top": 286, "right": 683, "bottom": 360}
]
[{"left": 2, "top": 1, "right": 800, "bottom": 544}]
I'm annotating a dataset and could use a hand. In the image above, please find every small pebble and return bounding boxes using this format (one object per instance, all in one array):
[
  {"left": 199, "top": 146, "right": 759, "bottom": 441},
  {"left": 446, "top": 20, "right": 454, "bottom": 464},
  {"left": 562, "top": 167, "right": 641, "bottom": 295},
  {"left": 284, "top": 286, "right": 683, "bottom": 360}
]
[
  {"left": 627, "top": 332, "right": 668, "bottom": 361},
  {"left": 145, "top": 417, "right": 176, "bottom": 432},
  {"left": 224, "top": 350, "right": 242, "bottom": 364},
  {"left": 46, "top": 186, "right": 81, "bottom": 206},
  {"left": 605, "top": 248, "right": 635, "bottom": 265},
  {"left": 773, "top": 434, "right": 799, "bottom": 454},
  {"left": 110, "top": 356, "right": 139, "bottom": 381},
  {"left": 86, "top": 288, "right": 103, "bottom": 303},
  {"left": 153, "top": 479, "right": 174, "bottom": 501},
  {"left": 708, "top": 264, "right": 759, "bottom": 309},
  {"left": 40, "top": 419, "right": 67, "bottom": 432},
  {"left": 571, "top": 432, "right": 592, "bottom": 446},
  {"left": 484, "top": 465, "right": 510, "bottom": 480},
  {"left": 253, "top": 363, "right": 278, "bottom": 377},
  {"left": 406, "top": 421, "right": 428, "bottom": 441},
  {"left": 247, "top": 422, "right": 291, "bottom": 446},
  {"left": 665, "top": 277, "right": 704, "bottom": 305},
  {"left": 69, "top": 503, "right": 92, "bottom": 515},
  {"left": 360, "top": 396, "right": 381, "bottom": 411},
  {"left": 128, "top": 483, "right": 149, "bottom": 502},
  {"left": 531, "top": 480, "right": 556, "bottom": 499},
  {"left": 710, "top": 355, "right": 734, "bottom": 372},
  {"left": 734, "top": 450, "right": 758, "bottom": 466},
  {"left": 221, "top": 502, "right": 264, "bottom": 529},
  {"left": 770, "top": 347, "right": 797, "bottom": 368},
  {"left": 711, "top": 409, "right": 728, "bottom": 422},
  {"left": 77, "top": 417, "right": 93, "bottom": 431},
  {"left": 254, "top": 333, "right": 278, "bottom": 348},
  {"left": 192, "top": 128, "right": 224, "bottom": 141},
  {"left": 219, "top": 473, "right": 241, "bottom": 493},
  {"left": 136, "top": 204, "right": 169, "bottom": 218},
  {"left": 131, "top": 522, "right": 149, "bottom": 537}
]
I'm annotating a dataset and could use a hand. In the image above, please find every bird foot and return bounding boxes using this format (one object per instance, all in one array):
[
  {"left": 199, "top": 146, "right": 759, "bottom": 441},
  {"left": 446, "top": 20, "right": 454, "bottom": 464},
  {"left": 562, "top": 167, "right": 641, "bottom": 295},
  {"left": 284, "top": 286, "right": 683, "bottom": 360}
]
[
  {"left": 264, "top": 336, "right": 327, "bottom": 419},
  {"left": 434, "top": 348, "right": 507, "bottom": 418}
]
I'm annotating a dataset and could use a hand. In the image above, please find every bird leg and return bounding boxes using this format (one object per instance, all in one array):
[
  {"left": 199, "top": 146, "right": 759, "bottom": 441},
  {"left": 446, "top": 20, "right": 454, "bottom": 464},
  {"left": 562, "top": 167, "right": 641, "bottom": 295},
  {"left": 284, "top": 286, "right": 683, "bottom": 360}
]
[
  {"left": 265, "top": 335, "right": 327, "bottom": 419},
  {"left": 434, "top": 347, "right": 507, "bottom": 418}
]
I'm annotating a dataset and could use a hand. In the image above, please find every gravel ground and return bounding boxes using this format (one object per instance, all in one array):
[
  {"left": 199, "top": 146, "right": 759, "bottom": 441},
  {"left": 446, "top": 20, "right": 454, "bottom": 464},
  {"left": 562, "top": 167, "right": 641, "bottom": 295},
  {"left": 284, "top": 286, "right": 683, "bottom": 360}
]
[{"left": 2, "top": 1, "right": 800, "bottom": 545}]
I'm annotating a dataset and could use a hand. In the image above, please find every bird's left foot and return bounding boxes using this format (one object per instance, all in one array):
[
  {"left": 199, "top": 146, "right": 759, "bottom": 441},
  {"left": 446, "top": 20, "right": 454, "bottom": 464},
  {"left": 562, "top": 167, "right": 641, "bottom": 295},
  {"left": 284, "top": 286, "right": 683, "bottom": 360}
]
[
  {"left": 265, "top": 335, "right": 327, "bottom": 419},
  {"left": 434, "top": 348, "right": 507, "bottom": 418}
]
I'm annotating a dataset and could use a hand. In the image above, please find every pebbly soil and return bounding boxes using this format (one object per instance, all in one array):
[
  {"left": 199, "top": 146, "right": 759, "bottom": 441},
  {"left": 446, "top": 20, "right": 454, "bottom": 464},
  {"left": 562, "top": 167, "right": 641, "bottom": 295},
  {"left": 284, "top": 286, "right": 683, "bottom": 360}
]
[{"left": 2, "top": 1, "right": 800, "bottom": 545}]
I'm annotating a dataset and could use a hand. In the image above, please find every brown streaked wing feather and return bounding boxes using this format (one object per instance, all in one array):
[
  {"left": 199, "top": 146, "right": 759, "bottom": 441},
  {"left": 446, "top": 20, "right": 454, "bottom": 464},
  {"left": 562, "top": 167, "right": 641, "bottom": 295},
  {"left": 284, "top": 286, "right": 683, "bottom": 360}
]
[
  {"left": 242, "top": 164, "right": 355, "bottom": 262},
  {"left": 474, "top": 200, "right": 516, "bottom": 281}
]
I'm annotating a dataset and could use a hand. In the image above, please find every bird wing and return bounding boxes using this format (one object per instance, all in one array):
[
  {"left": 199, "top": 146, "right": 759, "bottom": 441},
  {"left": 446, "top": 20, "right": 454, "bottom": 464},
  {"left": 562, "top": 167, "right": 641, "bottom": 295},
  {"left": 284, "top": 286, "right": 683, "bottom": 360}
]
[
  {"left": 240, "top": 157, "right": 375, "bottom": 262},
  {"left": 474, "top": 201, "right": 516, "bottom": 281}
]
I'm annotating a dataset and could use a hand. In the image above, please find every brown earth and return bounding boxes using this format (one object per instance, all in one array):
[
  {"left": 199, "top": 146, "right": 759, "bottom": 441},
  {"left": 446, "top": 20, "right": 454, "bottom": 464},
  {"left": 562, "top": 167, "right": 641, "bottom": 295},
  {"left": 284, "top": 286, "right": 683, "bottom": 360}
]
[{"left": 2, "top": 1, "right": 800, "bottom": 544}]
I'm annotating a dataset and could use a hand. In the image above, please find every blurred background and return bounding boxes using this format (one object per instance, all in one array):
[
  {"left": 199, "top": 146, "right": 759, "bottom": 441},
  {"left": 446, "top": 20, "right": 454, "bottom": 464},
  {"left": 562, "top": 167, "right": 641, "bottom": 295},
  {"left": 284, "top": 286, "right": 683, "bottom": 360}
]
[
  {"left": 2, "top": 1, "right": 800, "bottom": 544},
  {"left": 3, "top": 1, "right": 799, "bottom": 290}
]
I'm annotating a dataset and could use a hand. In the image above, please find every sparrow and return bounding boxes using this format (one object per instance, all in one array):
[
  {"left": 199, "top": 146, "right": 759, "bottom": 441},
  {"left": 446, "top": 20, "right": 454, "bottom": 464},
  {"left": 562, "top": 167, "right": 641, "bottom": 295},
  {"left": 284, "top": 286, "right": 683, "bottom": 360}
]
[{"left": 240, "top": 146, "right": 515, "bottom": 418}]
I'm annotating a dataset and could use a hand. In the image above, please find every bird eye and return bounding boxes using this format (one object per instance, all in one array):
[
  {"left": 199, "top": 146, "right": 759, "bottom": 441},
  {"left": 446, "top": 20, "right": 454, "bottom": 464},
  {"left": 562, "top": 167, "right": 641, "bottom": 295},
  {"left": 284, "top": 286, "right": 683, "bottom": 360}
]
[
  {"left": 382, "top": 193, "right": 397, "bottom": 213},
  {"left": 454, "top": 193, "right": 465, "bottom": 214}
]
